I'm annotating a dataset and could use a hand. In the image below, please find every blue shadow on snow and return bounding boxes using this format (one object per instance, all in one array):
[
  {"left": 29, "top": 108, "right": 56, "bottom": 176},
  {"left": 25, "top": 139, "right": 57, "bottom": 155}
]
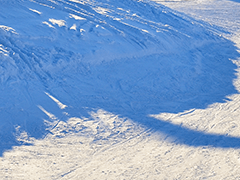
[{"left": 1, "top": 0, "right": 240, "bottom": 156}]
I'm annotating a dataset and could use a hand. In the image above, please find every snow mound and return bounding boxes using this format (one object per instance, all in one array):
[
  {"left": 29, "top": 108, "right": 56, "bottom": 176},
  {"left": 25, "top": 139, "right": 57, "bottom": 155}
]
[{"left": 0, "top": 0, "right": 239, "bottom": 155}]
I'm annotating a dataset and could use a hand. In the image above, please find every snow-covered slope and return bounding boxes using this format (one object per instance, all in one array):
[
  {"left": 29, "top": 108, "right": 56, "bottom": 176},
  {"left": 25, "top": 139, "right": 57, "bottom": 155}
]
[{"left": 1, "top": 0, "right": 240, "bottom": 179}]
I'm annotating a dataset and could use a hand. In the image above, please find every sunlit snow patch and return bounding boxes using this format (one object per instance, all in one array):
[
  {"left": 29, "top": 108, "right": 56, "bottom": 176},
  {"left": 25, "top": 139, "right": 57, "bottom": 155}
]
[
  {"left": 93, "top": 7, "right": 110, "bottom": 15},
  {"left": 29, "top": 8, "right": 42, "bottom": 15},
  {"left": 42, "top": 21, "right": 55, "bottom": 28},
  {"left": 38, "top": 105, "right": 58, "bottom": 120},
  {"left": 49, "top": 19, "right": 66, "bottom": 27},
  {"left": 149, "top": 109, "right": 197, "bottom": 126},
  {"left": 70, "top": 24, "right": 77, "bottom": 30},
  {"left": 0, "top": 44, "right": 9, "bottom": 56},
  {"left": 0, "top": 25, "right": 17, "bottom": 34},
  {"left": 15, "top": 126, "right": 36, "bottom": 144},
  {"left": 142, "top": 29, "right": 149, "bottom": 33},
  {"left": 69, "top": 14, "right": 86, "bottom": 20},
  {"left": 69, "top": 0, "right": 85, "bottom": 5},
  {"left": 45, "top": 92, "right": 68, "bottom": 110}
]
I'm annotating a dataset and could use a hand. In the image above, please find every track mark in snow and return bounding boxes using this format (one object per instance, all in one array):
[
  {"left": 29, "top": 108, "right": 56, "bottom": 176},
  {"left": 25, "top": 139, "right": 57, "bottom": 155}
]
[{"left": 1, "top": 0, "right": 240, "bottom": 178}]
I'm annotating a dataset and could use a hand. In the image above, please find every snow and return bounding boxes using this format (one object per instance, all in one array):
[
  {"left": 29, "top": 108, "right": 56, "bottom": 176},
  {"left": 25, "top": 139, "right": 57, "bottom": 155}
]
[
  {"left": 1, "top": 0, "right": 240, "bottom": 179},
  {"left": 29, "top": 8, "right": 42, "bottom": 15},
  {"left": 48, "top": 18, "right": 66, "bottom": 27},
  {"left": 45, "top": 92, "right": 68, "bottom": 109},
  {"left": 69, "top": 14, "right": 86, "bottom": 20}
]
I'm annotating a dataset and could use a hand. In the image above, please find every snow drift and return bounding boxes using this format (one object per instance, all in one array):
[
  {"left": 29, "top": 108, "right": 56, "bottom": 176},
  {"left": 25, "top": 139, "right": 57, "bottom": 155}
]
[{"left": 0, "top": 0, "right": 239, "bottom": 155}]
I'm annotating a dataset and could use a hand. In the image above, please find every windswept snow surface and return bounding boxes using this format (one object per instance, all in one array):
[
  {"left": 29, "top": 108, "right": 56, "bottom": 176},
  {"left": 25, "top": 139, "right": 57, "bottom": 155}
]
[{"left": 1, "top": 0, "right": 240, "bottom": 179}]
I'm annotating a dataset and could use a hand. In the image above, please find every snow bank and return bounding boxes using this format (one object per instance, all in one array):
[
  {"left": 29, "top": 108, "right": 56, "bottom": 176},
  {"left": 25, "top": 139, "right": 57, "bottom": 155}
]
[{"left": 0, "top": 0, "right": 239, "bottom": 158}]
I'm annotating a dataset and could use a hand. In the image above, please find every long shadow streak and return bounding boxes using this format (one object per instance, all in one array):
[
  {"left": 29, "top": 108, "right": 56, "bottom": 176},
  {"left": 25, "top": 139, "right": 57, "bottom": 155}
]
[{"left": 139, "top": 117, "right": 240, "bottom": 148}]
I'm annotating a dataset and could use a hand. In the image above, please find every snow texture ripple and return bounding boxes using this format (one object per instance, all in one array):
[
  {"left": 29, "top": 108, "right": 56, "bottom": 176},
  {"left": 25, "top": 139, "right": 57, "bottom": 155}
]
[{"left": 0, "top": 0, "right": 240, "bottom": 179}]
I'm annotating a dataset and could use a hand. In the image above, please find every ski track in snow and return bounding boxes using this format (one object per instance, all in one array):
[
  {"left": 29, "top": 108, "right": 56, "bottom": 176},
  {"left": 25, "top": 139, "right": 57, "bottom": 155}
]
[{"left": 1, "top": 0, "right": 240, "bottom": 179}]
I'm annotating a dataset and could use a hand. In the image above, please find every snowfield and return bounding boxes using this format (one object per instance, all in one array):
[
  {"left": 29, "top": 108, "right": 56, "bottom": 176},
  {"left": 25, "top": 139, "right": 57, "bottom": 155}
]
[{"left": 1, "top": 0, "right": 240, "bottom": 179}]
